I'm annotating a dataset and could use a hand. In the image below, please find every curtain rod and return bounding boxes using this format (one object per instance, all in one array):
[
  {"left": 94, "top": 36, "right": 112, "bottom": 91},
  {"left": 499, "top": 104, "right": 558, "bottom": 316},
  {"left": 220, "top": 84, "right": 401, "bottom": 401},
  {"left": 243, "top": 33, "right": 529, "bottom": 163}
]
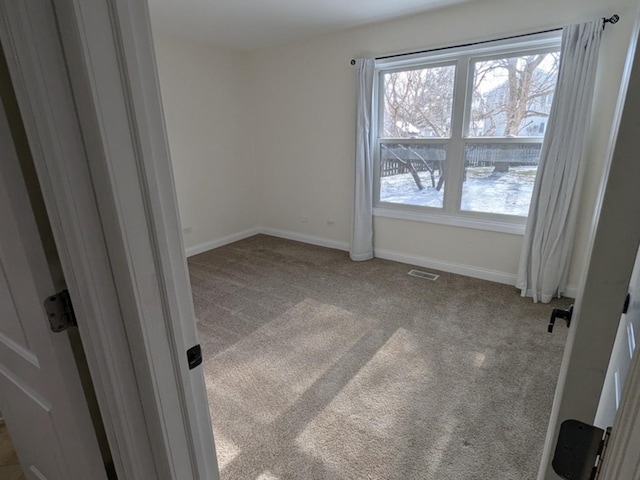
[{"left": 349, "top": 14, "right": 620, "bottom": 65}]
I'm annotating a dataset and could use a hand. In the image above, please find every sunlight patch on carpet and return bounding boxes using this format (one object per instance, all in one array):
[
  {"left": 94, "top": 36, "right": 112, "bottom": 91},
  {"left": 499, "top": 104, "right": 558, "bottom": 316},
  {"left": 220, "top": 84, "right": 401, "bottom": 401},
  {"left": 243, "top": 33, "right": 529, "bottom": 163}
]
[
  {"left": 473, "top": 352, "right": 486, "bottom": 368},
  {"left": 204, "top": 298, "right": 376, "bottom": 425},
  {"left": 255, "top": 471, "right": 279, "bottom": 480},
  {"left": 214, "top": 433, "right": 241, "bottom": 471},
  {"left": 295, "top": 328, "right": 433, "bottom": 478}
]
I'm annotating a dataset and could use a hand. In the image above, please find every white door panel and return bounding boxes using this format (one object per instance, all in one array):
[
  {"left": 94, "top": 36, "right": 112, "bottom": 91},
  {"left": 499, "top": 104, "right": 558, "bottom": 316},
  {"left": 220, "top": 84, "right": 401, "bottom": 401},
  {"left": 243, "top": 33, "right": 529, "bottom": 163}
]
[
  {"left": 0, "top": 270, "right": 29, "bottom": 347},
  {"left": 0, "top": 76, "right": 107, "bottom": 480},
  {"left": 539, "top": 14, "right": 640, "bottom": 479},
  {"left": 595, "top": 244, "right": 640, "bottom": 428},
  {"left": 0, "top": 366, "right": 64, "bottom": 480}
]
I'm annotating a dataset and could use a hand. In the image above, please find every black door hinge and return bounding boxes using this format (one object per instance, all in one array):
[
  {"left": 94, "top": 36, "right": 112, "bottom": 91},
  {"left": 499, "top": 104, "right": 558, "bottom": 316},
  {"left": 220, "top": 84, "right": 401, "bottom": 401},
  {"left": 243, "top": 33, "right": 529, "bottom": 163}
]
[
  {"left": 186, "top": 344, "right": 202, "bottom": 370},
  {"left": 552, "top": 419, "right": 612, "bottom": 480},
  {"left": 44, "top": 289, "right": 77, "bottom": 333}
]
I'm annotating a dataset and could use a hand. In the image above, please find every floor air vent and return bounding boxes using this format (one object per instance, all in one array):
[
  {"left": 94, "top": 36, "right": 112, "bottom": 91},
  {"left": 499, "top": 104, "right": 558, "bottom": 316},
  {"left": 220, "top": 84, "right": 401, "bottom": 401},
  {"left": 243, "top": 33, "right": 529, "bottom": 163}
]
[{"left": 408, "top": 269, "right": 439, "bottom": 281}]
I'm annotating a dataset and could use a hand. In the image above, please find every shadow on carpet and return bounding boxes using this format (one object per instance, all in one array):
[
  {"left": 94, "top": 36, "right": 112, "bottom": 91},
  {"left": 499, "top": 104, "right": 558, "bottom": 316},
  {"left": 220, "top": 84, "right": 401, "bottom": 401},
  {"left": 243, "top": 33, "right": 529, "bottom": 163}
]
[{"left": 189, "top": 235, "right": 570, "bottom": 480}]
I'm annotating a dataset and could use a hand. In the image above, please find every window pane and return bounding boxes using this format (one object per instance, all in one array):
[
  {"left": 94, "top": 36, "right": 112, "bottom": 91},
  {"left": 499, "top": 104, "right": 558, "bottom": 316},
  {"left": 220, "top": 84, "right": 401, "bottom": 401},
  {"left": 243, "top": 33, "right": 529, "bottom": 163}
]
[
  {"left": 379, "top": 143, "right": 447, "bottom": 208},
  {"left": 382, "top": 65, "right": 456, "bottom": 138},
  {"left": 461, "top": 143, "right": 541, "bottom": 216},
  {"left": 468, "top": 52, "right": 559, "bottom": 137}
]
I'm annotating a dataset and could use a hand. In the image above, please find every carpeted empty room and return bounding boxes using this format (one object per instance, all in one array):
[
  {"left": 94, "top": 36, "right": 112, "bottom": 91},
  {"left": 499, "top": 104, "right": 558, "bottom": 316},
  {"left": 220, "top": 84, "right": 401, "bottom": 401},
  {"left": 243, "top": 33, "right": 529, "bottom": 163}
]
[{"left": 189, "top": 234, "right": 569, "bottom": 479}]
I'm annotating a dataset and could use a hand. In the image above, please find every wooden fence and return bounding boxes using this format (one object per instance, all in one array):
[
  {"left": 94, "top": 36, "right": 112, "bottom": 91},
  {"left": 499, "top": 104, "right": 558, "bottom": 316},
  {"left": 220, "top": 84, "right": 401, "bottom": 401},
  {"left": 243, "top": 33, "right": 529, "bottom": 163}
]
[{"left": 380, "top": 143, "right": 541, "bottom": 178}]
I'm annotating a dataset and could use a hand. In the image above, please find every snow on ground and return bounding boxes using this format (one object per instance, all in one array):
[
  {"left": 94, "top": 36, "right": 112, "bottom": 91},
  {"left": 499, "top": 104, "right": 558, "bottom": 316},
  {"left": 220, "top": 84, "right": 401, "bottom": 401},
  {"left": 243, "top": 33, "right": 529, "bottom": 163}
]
[{"left": 380, "top": 166, "right": 536, "bottom": 216}]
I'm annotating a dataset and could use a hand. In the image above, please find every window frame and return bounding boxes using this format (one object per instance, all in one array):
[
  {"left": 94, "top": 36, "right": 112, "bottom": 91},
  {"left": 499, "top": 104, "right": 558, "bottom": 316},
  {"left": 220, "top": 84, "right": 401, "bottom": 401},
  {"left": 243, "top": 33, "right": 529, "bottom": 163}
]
[{"left": 372, "top": 31, "right": 562, "bottom": 234}]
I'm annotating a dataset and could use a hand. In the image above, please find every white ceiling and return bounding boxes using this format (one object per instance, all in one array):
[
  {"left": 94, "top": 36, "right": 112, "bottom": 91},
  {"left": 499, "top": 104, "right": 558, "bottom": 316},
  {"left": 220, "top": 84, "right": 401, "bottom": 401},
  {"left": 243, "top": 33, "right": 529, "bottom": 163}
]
[{"left": 148, "top": 0, "right": 472, "bottom": 51}]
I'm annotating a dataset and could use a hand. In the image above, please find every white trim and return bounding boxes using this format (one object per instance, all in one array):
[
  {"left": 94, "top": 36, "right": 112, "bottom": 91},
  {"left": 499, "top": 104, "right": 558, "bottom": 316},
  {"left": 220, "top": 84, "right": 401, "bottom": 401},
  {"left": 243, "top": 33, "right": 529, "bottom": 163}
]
[
  {"left": 374, "top": 247, "right": 517, "bottom": 285},
  {"left": 259, "top": 228, "right": 350, "bottom": 251},
  {"left": 0, "top": 2, "right": 159, "bottom": 478},
  {"left": 374, "top": 207, "right": 526, "bottom": 235},
  {"left": 54, "top": 0, "right": 220, "bottom": 478},
  {"left": 599, "top": 324, "right": 640, "bottom": 478},
  {"left": 186, "top": 228, "right": 261, "bottom": 257},
  {"left": 373, "top": 32, "right": 562, "bottom": 231},
  {"left": 97, "top": 1, "right": 220, "bottom": 478},
  {"left": 188, "top": 227, "right": 578, "bottom": 297},
  {"left": 261, "top": 228, "right": 516, "bottom": 285},
  {"left": 375, "top": 245, "right": 576, "bottom": 296},
  {"left": 1, "top": 0, "right": 221, "bottom": 479},
  {"left": 538, "top": 12, "right": 640, "bottom": 480}
]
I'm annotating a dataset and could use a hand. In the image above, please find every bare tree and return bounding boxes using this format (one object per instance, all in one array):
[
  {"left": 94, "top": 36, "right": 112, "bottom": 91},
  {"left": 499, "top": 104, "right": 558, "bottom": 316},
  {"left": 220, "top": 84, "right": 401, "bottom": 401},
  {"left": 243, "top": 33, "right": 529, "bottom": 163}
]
[
  {"left": 383, "top": 66, "right": 456, "bottom": 138},
  {"left": 471, "top": 53, "right": 560, "bottom": 172},
  {"left": 382, "top": 66, "right": 455, "bottom": 189},
  {"left": 382, "top": 52, "right": 560, "bottom": 187}
]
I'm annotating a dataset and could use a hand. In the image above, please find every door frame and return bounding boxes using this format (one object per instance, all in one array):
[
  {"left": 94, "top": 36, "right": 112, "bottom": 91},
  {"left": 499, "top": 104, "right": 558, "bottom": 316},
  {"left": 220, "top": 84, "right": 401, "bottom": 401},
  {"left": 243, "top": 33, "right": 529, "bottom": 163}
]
[
  {"left": 538, "top": 7, "right": 640, "bottom": 479},
  {"left": 586, "top": 8, "right": 640, "bottom": 476},
  {"left": 600, "top": 329, "right": 640, "bottom": 477},
  {"left": 0, "top": 1, "right": 218, "bottom": 479},
  {"left": 0, "top": 55, "right": 109, "bottom": 480}
]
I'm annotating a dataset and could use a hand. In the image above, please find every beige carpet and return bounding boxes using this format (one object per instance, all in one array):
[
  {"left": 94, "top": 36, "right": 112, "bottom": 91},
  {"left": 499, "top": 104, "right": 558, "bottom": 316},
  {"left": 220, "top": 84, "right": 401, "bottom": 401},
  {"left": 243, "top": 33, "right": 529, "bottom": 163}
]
[{"left": 189, "top": 234, "right": 569, "bottom": 480}]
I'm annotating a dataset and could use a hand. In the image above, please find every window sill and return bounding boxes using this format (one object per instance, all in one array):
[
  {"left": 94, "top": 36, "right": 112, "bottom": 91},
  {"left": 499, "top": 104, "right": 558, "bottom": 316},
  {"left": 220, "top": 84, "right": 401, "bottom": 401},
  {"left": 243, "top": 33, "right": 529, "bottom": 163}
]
[{"left": 373, "top": 206, "right": 526, "bottom": 235}]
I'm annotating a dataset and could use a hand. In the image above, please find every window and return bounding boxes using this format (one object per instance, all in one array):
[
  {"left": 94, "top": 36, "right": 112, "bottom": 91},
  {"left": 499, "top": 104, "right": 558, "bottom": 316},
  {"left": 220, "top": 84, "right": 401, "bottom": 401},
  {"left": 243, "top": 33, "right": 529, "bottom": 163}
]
[{"left": 374, "top": 33, "right": 561, "bottom": 231}]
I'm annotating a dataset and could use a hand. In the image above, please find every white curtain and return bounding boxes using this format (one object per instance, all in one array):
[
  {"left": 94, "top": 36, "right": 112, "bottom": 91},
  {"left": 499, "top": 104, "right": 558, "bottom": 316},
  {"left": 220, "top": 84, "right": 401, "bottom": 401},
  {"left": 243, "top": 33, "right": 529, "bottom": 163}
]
[
  {"left": 517, "top": 21, "right": 603, "bottom": 303},
  {"left": 350, "top": 58, "right": 375, "bottom": 261}
]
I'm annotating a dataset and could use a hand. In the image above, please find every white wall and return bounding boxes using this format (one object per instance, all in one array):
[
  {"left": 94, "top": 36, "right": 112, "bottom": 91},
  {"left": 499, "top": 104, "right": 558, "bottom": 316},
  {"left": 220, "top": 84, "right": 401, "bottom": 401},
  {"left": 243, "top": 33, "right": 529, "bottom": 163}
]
[
  {"left": 153, "top": 32, "right": 258, "bottom": 252},
  {"left": 153, "top": 0, "right": 638, "bottom": 290},
  {"left": 249, "top": 0, "right": 638, "bottom": 288}
]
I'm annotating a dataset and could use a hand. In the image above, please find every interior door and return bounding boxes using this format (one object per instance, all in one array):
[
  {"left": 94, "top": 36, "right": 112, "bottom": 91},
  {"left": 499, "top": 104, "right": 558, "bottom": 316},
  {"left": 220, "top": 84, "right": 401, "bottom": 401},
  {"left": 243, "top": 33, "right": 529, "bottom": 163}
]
[
  {"left": 0, "top": 76, "right": 108, "bottom": 479},
  {"left": 539, "top": 13, "right": 640, "bottom": 479},
  {"left": 594, "top": 244, "right": 640, "bottom": 429}
]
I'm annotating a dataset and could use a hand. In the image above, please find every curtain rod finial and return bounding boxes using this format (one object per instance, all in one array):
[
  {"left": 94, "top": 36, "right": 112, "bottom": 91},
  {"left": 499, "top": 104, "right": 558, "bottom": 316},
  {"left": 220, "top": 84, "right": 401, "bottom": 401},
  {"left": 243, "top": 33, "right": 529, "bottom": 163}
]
[
  {"left": 350, "top": 59, "right": 356, "bottom": 65},
  {"left": 604, "top": 14, "right": 620, "bottom": 25}
]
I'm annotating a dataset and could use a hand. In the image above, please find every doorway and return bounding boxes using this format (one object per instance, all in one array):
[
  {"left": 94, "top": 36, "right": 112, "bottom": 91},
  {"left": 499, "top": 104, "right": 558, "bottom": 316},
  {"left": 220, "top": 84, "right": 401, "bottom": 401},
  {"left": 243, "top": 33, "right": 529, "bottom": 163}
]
[{"left": 0, "top": 36, "right": 114, "bottom": 479}]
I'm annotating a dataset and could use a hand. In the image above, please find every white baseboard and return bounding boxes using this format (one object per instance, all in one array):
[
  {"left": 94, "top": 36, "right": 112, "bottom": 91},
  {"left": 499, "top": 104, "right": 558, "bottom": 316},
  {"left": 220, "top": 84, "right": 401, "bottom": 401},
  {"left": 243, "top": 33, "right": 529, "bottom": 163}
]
[
  {"left": 375, "top": 247, "right": 578, "bottom": 298},
  {"left": 259, "top": 228, "right": 349, "bottom": 252},
  {"left": 184, "top": 227, "right": 348, "bottom": 257},
  {"left": 184, "top": 227, "right": 578, "bottom": 299},
  {"left": 374, "top": 247, "right": 517, "bottom": 286},
  {"left": 185, "top": 227, "right": 261, "bottom": 257}
]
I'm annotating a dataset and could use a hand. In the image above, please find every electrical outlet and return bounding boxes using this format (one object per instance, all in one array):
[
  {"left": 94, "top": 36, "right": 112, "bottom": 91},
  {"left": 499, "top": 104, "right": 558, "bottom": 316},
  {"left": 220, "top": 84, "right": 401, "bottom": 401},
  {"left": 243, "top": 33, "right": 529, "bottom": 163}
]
[
  {"left": 326, "top": 220, "right": 336, "bottom": 228},
  {"left": 301, "top": 215, "right": 309, "bottom": 223},
  {"left": 182, "top": 226, "right": 192, "bottom": 234}
]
